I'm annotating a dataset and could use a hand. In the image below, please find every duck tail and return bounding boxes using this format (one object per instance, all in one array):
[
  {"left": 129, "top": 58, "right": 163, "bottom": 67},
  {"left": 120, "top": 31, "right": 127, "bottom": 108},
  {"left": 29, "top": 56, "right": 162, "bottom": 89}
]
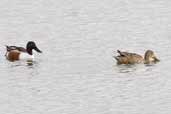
[
  {"left": 5, "top": 45, "right": 10, "bottom": 51},
  {"left": 113, "top": 56, "right": 119, "bottom": 61},
  {"left": 5, "top": 45, "right": 9, "bottom": 57},
  {"left": 117, "top": 50, "right": 121, "bottom": 53},
  {"left": 117, "top": 50, "right": 123, "bottom": 55}
]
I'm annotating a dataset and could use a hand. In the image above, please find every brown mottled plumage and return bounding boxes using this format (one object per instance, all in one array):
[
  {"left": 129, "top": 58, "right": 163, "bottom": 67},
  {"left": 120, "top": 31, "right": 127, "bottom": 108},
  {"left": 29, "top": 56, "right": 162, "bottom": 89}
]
[{"left": 114, "top": 50, "right": 159, "bottom": 64}]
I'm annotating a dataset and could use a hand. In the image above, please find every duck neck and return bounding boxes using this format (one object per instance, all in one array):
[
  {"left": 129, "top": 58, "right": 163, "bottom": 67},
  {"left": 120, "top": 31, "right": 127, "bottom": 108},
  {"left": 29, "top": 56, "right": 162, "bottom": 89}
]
[
  {"left": 144, "top": 55, "right": 150, "bottom": 64},
  {"left": 27, "top": 48, "right": 33, "bottom": 55}
]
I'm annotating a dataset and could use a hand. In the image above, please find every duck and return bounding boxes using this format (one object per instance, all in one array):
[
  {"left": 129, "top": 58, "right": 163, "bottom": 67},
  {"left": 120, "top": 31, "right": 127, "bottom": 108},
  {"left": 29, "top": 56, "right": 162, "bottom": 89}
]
[
  {"left": 5, "top": 41, "right": 42, "bottom": 61},
  {"left": 114, "top": 50, "right": 159, "bottom": 64}
]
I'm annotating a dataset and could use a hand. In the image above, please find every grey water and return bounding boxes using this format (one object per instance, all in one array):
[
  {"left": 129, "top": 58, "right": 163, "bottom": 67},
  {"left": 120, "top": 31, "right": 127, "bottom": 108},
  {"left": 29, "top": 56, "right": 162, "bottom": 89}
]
[{"left": 0, "top": 0, "right": 170, "bottom": 114}]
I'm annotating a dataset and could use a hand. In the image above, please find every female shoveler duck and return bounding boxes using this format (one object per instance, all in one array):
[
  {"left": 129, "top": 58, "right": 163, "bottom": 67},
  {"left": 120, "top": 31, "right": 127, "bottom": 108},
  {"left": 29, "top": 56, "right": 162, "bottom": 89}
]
[
  {"left": 114, "top": 50, "right": 159, "bottom": 64},
  {"left": 5, "top": 41, "right": 42, "bottom": 61}
]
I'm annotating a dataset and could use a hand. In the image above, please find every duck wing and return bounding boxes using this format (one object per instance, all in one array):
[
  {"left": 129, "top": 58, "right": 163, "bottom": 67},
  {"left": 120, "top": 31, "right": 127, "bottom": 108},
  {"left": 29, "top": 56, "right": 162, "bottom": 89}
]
[
  {"left": 115, "top": 50, "right": 144, "bottom": 64},
  {"left": 117, "top": 50, "right": 132, "bottom": 57},
  {"left": 6, "top": 45, "right": 27, "bottom": 52}
]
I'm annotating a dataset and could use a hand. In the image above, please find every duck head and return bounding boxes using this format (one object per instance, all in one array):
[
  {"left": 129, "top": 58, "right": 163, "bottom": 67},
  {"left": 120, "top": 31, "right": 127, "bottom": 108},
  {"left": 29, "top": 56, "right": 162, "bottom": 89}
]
[
  {"left": 26, "top": 41, "right": 42, "bottom": 55},
  {"left": 144, "top": 50, "right": 159, "bottom": 63}
]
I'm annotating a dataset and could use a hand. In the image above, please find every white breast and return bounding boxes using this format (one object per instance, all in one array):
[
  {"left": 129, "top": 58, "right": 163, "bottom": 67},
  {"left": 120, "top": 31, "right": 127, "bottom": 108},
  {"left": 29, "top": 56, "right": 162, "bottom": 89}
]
[{"left": 19, "top": 53, "right": 34, "bottom": 61}]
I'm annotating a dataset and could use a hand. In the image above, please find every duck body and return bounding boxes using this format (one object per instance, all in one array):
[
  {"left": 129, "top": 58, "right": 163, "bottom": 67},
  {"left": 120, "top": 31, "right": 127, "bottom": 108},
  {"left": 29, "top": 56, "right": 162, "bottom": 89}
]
[
  {"left": 114, "top": 50, "right": 159, "bottom": 64},
  {"left": 6, "top": 50, "right": 34, "bottom": 61},
  {"left": 5, "top": 41, "right": 42, "bottom": 62}
]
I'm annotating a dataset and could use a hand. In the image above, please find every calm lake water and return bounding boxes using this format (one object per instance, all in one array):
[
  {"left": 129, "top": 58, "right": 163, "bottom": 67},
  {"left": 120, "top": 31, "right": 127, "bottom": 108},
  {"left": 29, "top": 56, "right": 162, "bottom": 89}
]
[{"left": 0, "top": 0, "right": 170, "bottom": 114}]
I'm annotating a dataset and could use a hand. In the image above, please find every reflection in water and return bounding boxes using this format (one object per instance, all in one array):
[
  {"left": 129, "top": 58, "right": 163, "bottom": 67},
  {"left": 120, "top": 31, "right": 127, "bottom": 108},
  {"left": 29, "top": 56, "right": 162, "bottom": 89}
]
[
  {"left": 113, "top": 62, "right": 159, "bottom": 74},
  {"left": 7, "top": 60, "right": 38, "bottom": 68},
  {"left": 5, "top": 60, "right": 40, "bottom": 81},
  {"left": 27, "top": 60, "right": 34, "bottom": 66},
  {"left": 113, "top": 64, "right": 143, "bottom": 73}
]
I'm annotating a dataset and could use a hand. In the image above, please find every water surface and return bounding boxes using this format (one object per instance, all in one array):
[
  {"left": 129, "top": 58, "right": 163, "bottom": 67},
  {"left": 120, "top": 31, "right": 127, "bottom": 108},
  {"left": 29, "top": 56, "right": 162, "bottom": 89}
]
[{"left": 0, "top": 0, "right": 170, "bottom": 114}]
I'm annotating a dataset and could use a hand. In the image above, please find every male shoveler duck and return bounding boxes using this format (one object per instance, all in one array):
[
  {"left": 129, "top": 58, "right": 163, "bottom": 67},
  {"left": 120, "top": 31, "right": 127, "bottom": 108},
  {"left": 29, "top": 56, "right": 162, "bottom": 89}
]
[
  {"left": 5, "top": 41, "right": 42, "bottom": 61},
  {"left": 114, "top": 50, "right": 159, "bottom": 64}
]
